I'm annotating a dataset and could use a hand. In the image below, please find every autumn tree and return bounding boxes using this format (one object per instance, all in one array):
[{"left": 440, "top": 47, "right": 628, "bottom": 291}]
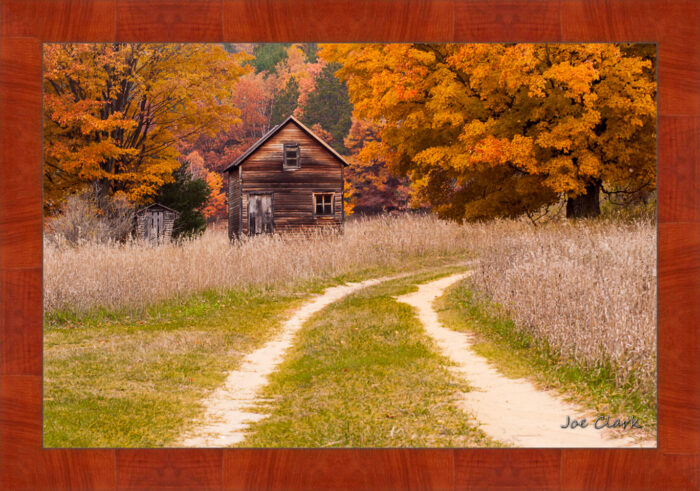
[
  {"left": 181, "top": 71, "right": 275, "bottom": 175},
  {"left": 43, "top": 43, "right": 249, "bottom": 211},
  {"left": 321, "top": 43, "right": 656, "bottom": 220},
  {"left": 343, "top": 118, "right": 412, "bottom": 215},
  {"left": 300, "top": 43, "right": 319, "bottom": 63},
  {"left": 184, "top": 151, "right": 226, "bottom": 220},
  {"left": 179, "top": 70, "right": 276, "bottom": 220}
]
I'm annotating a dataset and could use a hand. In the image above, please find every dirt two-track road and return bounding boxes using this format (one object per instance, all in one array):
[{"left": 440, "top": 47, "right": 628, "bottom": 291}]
[{"left": 179, "top": 271, "right": 654, "bottom": 448}]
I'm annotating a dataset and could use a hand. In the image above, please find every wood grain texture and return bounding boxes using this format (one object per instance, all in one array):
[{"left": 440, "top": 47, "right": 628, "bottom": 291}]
[
  {"left": 116, "top": 0, "right": 223, "bottom": 42},
  {"left": 0, "top": 375, "right": 41, "bottom": 458},
  {"left": 0, "top": 0, "right": 116, "bottom": 40},
  {"left": 0, "top": 1, "right": 697, "bottom": 490},
  {"left": 116, "top": 449, "right": 223, "bottom": 490},
  {"left": 658, "top": 117, "right": 700, "bottom": 223},
  {"left": 222, "top": 449, "right": 454, "bottom": 490},
  {"left": 657, "top": 222, "right": 700, "bottom": 454},
  {"left": 0, "top": 268, "right": 42, "bottom": 375},
  {"left": 0, "top": 376, "right": 116, "bottom": 491},
  {"left": 0, "top": 38, "right": 43, "bottom": 271},
  {"left": 561, "top": 450, "right": 699, "bottom": 490},
  {"left": 454, "top": 0, "right": 561, "bottom": 42},
  {"left": 235, "top": 124, "right": 345, "bottom": 234},
  {"left": 223, "top": 0, "right": 454, "bottom": 42},
  {"left": 454, "top": 449, "right": 560, "bottom": 490},
  {"left": 561, "top": 0, "right": 700, "bottom": 117}
]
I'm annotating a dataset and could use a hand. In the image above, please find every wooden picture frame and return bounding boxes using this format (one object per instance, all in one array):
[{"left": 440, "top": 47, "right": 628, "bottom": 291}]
[{"left": 1, "top": 0, "right": 698, "bottom": 489}]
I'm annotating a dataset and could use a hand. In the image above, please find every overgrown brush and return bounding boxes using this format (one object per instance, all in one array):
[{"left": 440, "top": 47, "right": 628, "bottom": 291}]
[{"left": 45, "top": 188, "right": 136, "bottom": 245}]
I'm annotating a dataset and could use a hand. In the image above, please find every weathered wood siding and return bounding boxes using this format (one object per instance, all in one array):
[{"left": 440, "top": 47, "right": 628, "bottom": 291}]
[
  {"left": 135, "top": 206, "right": 178, "bottom": 243},
  {"left": 228, "top": 170, "right": 241, "bottom": 240},
  {"left": 232, "top": 122, "right": 344, "bottom": 236}
]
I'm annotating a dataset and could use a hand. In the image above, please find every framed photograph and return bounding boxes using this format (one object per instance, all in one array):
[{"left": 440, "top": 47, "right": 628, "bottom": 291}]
[{"left": 1, "top": 1, "right": 698, "bottom": 490}]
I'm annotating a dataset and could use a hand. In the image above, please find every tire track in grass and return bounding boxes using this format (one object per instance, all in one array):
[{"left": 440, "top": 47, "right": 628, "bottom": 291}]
[
  {"left": 236, "top": 269, "right": 498, "bottom": 448},
  {"left": 177, "top": 276, "right": 395, "bottom": 447},
  {"left": 397, "top": 272, "right": 655, "bottom": 448}
]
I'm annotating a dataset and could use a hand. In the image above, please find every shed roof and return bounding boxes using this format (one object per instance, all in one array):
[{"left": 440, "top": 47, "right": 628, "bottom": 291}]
[
  {"left": 136, "top": 203, "right": 180, "bottom": 215},
  {"left": 222, "top": 115, "right": 350, "bottom": 172}
]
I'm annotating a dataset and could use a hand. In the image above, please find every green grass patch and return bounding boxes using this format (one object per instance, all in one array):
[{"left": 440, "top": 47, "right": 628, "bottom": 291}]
[
  {"left": 238, "top": 268, "right": 501, "bottom": 448},
  {"left": 44, "top": 252, "right": 474, "bottom": 327},
  {"left": 43, "top": 287, "right": 309, "bottom": 447},
  {"left": 43, "top": 255, "right": 473, "bottom": 448},
  {"left": 436, "top": 281, "right": 657, "bottom": 438}
]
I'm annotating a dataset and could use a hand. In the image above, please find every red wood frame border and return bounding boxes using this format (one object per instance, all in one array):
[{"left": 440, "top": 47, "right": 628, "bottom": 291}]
[{"left": 1, "top": 1, "right": 698, "bottom": 489}]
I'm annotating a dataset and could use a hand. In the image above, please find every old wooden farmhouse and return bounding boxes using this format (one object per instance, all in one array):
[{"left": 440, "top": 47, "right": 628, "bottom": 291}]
[{"left": 223, "top": 115, "right": 349, "bottom": 238}]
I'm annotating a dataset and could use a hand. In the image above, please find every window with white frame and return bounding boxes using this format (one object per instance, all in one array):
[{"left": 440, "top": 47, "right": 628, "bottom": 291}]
[
  {"left": 314, "top": 193, "right": 334, "bottom": 216},
  {"left": 283, "top": 143, "right": 300, "bottom": 169}
]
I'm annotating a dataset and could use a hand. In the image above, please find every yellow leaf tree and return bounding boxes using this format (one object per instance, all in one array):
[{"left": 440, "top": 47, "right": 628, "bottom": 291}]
[
  {"left": 43, "top": 43, "right": 249, "bottom": 210},
  {"left": 321, "top": 43, "right": 656, "bottom": 219}
]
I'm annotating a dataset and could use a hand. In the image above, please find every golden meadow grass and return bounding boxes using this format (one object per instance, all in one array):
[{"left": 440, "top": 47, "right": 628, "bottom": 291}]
[
  {"left": 465, "top": 218, "right": 657, "bottom": 393},
  {"left": 44, "top": 214, "right": 473, "bottom": 314},
  {"left": 44, "top": 214, "right": 656, "bottom": 391}
]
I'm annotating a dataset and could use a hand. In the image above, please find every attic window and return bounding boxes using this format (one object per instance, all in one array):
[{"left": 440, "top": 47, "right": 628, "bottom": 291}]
[{"left": 283, "top": 143, "right": 300, "bottom": 169}]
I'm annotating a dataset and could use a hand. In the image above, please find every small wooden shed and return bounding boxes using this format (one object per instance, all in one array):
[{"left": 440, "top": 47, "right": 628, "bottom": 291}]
[
  {"left": 135, "top": 203, "right": 179, "bottom": 243},
  {"left": 223, "top": 115, "right": 350, "bottom": 238}
]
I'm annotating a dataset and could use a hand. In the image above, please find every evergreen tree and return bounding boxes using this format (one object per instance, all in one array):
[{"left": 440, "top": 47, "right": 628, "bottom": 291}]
[
  {"left": 156, "top": 161, "right": 211, "bottom": 239},
  {"left": 301, "top": 62, "right": 353, "bottom": 154},
  {"left": 251, "top": 43, "right": 291, "bottom": 73},
  {"left": 299, "top": 43, "right": 318, "bottom": 62},
  {"left": 270, "top": 78, "right": 300, "bottom": 125}
]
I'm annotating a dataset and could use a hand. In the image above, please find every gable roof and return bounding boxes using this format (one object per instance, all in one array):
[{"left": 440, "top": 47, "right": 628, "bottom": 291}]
[
  {"left": 223, "top": 115, "right": 350, "bottom": 172},
  {"left": 136, "top": 203, "right": 180, "bottom": 215}
]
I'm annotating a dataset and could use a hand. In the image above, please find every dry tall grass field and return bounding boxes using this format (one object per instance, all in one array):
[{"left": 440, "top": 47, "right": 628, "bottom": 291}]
[
  {"left": 465, "top": 219, "right": 656, "bottom": 393},
  {"left": 44, "top": 214, "right": 656, "bottom": 392},
  {"left": 44, "top": 214, "right": 473, "bottom": 314}
]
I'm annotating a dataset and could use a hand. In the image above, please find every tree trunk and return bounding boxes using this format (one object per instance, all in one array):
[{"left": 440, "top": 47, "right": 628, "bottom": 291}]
[{"left": 566, "top": 181, "right": 601, "bottom": 218}]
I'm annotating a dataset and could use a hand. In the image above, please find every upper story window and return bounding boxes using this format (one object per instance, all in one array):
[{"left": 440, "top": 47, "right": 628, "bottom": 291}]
[{"left": 283, "top": 143, "right": 300, "bottom": 169}]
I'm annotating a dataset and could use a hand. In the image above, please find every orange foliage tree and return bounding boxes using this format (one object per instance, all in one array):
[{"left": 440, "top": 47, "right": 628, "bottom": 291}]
[
  {"left": 179, "top": 69, "right": 277, "bottom": 220},
  {"left": 343, "top": 118, "right": 412, "bottom": 216},
  {"left": 321, "top": 43, "right": 656, "bottom": 220},
  {"left": 43, "top": 43, "right": 249, "bottom": 211},
  {"left": 183, "top": 151, "right": 225, "bottom": 220}
]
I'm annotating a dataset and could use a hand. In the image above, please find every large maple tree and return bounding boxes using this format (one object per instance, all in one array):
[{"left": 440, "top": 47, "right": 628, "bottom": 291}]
[
  {"left": 43, "top": 43, "right": 249, "bottom": 210},
  {"left": 321, "top": 43, "right": 656, "bottom": 220}
]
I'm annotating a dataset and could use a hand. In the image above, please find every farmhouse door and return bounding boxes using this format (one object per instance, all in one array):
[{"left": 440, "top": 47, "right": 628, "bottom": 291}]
[
  {"left": 248, "top": 194, "right": 273, "bottom": 235},
  {"left": 145, "top": 211, "right": 164, "bottom": 242}
]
